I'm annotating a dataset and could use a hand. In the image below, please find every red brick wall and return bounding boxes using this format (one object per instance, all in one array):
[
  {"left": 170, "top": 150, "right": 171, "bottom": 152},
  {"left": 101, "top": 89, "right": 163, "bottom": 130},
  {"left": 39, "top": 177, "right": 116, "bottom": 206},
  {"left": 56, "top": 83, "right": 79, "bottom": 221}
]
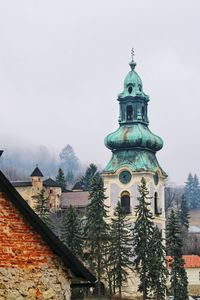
[
  {"left": 0, "top": 192, "right": 72, "bottom": 299},
  {"left": 0, "top": 192, "right": 55, "bottom": 267}
]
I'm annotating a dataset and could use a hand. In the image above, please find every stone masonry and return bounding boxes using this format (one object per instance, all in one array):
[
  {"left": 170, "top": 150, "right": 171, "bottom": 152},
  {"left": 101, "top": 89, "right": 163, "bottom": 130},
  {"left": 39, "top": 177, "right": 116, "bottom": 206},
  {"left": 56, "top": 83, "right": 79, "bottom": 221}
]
[{"left": 0, "top": 192, "right": 71, "bottom": 300}]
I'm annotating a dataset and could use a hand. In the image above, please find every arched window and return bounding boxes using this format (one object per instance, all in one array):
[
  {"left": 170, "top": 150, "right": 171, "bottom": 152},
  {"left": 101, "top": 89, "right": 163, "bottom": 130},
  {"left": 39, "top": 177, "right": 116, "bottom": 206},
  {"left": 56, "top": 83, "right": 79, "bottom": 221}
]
[
  {"left": 128, "top": 86, "right": 133, "bottom": 94},
  {"left": 154, "top": 192, "right": 162, "bottom": 215},
  {"left": 121, "top": 191, "right": 131, "bottom": 214},
  {"left": 126, "top": 105, "right": 133, "bottom": 121}
]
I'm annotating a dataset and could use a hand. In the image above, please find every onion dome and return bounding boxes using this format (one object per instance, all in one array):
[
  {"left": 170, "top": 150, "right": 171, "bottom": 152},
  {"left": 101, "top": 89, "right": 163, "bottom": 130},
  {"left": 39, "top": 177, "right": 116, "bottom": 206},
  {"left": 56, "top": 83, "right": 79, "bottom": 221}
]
[
  {"left": 119, "top": 57, "right": 149, "bottom": 100},
  {"left": 105, "top": 124, "right": 163, "bottom": 153}
]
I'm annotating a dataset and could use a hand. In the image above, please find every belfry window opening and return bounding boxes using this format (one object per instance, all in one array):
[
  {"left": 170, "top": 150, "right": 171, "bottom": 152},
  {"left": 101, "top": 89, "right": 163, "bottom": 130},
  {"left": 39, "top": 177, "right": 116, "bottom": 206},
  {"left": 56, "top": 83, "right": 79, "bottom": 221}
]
[
  {"left": 128, "top": 86, "right": 133, "bottom": 94},
  {"left": 141, "top": 106, "right": 145, "bottom": 121},
  {"left": 126, "top": 105, "right": 133, "bottom": 121},
  {"left": 121, "top": 191, "right": 131, "bottom": 214}
]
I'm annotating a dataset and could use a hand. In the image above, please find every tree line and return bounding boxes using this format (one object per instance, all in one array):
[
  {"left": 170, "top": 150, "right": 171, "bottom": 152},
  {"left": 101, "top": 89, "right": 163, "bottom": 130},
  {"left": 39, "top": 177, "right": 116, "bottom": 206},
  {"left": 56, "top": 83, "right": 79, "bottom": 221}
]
[
  {"left": 59, "top": 173, "right": 188, "bottom": 300},
  {"left": 0, "top": 144, "right": 86, "bottom": 184},
  {"left": 165, "top": 172, "right": 200, "bottom": 211}
]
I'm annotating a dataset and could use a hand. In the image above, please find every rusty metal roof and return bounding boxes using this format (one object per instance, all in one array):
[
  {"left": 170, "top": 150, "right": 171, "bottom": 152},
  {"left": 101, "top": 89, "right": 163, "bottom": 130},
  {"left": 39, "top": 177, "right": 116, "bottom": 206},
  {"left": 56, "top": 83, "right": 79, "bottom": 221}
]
[
  {"left": 61, "top": 191, "right": 90, "bottom": 208},
  {"left": 167, "top": 255, "right": 200, "bottom": 268}
]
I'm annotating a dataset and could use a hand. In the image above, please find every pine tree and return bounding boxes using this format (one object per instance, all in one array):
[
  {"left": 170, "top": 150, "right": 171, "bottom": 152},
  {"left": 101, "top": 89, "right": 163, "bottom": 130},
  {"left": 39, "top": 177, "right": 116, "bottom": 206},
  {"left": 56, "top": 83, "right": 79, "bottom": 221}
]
[
  {"left": 80, "top": 163, "right": 98, "bottom": 190},
  {"left": 148, "top": 226, "right": 168, "bottom": 300},
  {"left": 56, "top": 168, "right": 66, "bottom": 192},
  {"left": 166, "top": 209, "right": 188, "bottom": 300},
  {"left": 84, "top": 174, "right": 110, "bottom": 299},
  {"left": 109, "top": 201, "right": 133, "bottom": 299},
  {"left": 184, "top": 173, "right": 200, "bottom": 209},
  {"left": 59, "top": 144, "right": 80, "bottom": 175},
  {"left": 132, "top": 177, "right": 154, "bottom": 300},
  {"left": 179, "top": 195, "right": 189, "bottom": 232},
  {"left": 65, "top": 170, "right": 74, "bottom": 185},
  {"left": 193, "top": 174, "right": 200, "bottom": 208},
  {"left": 184, "top": 173, "right": 194, "bottom": 209},
  {"left": 35, "top": 189, "right": 53, "bottom": 228},
  {"left": 61, "top": 205, "right": 83, "bottom": 259}
]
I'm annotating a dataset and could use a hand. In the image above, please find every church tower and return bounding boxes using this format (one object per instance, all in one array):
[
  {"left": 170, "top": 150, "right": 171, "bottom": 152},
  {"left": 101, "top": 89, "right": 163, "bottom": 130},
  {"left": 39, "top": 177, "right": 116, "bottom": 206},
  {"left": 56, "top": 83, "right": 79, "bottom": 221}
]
[{"left": 102, "top": 52, "right": 167, "bottom": 230}]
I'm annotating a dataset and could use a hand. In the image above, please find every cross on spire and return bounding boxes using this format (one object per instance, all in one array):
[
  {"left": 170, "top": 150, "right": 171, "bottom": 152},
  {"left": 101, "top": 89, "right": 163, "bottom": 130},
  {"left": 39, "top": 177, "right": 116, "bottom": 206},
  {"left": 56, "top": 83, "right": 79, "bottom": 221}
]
[
  {"left": 129, "top": 48, "right": 136, "bottom": 70},
  {"left": 131, "top": 48, "right": 134, "bottom": 61}
]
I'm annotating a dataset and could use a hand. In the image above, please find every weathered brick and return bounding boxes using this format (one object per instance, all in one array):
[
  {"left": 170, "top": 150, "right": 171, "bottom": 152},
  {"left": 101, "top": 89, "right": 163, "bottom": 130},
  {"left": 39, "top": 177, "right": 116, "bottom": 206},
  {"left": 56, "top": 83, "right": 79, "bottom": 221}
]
[{"left": 0, "top": 192, "right": 71, "bottom": 299}]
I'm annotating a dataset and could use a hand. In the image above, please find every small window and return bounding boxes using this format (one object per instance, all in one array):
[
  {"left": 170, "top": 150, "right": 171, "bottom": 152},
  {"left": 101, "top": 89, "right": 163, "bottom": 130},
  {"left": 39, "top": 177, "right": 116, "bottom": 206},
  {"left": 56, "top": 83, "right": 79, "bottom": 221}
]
[
  {"left": 128, "top": 86, "right": 133, "bottom": 94},
  {"left": 121, "top": 191, "right": 131, "bottom": 214},
  {"left": 126, "top": 105, "right": 133, "bottom": 121},
  {"left": 141, "top": 106, "right": 145, "bottom": 121},
  {"left": 154, "top": 192, "right": 158, "bottom": 215},
  {"left": 138, "top": 84, "right": 142, "bottom": 91}
]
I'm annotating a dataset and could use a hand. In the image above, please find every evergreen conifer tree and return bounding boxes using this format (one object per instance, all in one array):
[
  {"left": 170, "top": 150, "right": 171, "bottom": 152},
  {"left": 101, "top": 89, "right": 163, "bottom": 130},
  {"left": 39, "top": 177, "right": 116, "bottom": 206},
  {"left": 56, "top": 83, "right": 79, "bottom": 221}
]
[
  {"left": 166, "top": 209, "right": 188, "bottom": 300},
  {"left": 148, "top": 226, "right": 168, "bottom": 300},
  {"left": 193, "top": 174, "right": 200, "bottom": 208},
  {"left": 132, "top": 177, "right": 154, "bottom": 300},
  {"left": 179, "top": 195, "right": 189, "bottom": 232},
  {"left": 109, "top": 201, "right": 133, "bottom": 299},
  {"left": 65, "top": 170, "right": 74, "bottom": 185},
  {"left": 35, "top": 189, "right": 53, "bottom": 228},
  {"left": 80, "top": 163, "right": 98, "bottom": 190},
  {"left": 184, "top": 173, "right": 194, "bottom": 209},
  {"left": 84, "top": 174, "right": 110, "bottom": 299},
  {"left": 61, "top": 205, "right": 83, "bottom": 259},
  {"left": 184, "top": 173, "right": 200, "bottom": 209},
  {"left": 56, "top": 168, "right": 66, "bottom": 192}
]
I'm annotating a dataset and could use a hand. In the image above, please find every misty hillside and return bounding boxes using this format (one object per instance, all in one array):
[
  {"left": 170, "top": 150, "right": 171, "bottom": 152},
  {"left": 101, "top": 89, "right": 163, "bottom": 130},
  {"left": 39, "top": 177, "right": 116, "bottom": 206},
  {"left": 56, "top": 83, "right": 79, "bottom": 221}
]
[{"left": 0, "top": 143, "right": 86, "bottom": 181}]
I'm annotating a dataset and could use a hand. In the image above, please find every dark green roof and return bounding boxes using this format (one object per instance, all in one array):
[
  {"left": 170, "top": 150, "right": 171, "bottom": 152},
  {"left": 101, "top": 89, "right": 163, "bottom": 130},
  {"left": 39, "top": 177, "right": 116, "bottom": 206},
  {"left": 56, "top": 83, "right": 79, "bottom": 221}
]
[
  {"left": 43, "top": 178, "right": 61, "bottom": 188},
  {"left": 105, "top": 124, "right": 163, "bottom": 153},
  {"left": 103, "top": 149, "right": 167, "bottom": 177},
  {"left": 31, "top": 166, "right": 43, "bottom": 177}
]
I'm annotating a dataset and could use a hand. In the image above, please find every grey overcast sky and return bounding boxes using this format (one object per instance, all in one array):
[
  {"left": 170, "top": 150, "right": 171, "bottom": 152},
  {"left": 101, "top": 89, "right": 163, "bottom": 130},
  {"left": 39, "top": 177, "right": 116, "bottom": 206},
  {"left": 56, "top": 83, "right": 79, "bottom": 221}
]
[{"left": 0, "top": 0, "right": 200, "bottom": 184}]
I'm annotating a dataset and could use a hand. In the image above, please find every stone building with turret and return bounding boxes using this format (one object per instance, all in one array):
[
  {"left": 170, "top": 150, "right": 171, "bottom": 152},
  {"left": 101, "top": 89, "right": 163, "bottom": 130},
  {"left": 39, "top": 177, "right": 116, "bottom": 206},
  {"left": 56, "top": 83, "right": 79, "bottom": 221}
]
[
  {"left": 102, "top": 53, "right": 167, "bottom": 297},
  {"left": 12, "top": 166, "right": 61, "bottom": 211}
]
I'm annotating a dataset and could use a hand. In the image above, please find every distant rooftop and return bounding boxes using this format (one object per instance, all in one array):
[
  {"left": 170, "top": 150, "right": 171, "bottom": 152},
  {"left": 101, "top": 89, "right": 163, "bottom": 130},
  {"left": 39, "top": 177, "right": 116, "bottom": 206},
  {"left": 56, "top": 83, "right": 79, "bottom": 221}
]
[
  {"left": 61, "top": 191, "right": 89, "bottom": 208},
  {"left": 31, "top": 166, "right": 43, "bottom": 177},
  {"left": 43, "top": 178, "right": 61, "bottom": 188},
  {"left": 167, "top": 255, "right": 200, "bottom": 268},
  {"left": 12, "top": 181, "right": 32, "bottom": 187},
  {"left": 72, "top": 181, "right": 85, "bottom": 191}
]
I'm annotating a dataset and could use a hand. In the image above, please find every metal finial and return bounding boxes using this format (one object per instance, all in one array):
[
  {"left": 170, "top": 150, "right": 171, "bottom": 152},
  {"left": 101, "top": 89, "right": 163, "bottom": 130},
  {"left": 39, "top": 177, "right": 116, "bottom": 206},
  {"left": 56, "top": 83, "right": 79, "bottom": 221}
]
[
  {"left": 131, "top": 48, "right": 134, "bottom": 61},
  {"left": 129, "top": 48, "right": 136, "bottom": 70}
]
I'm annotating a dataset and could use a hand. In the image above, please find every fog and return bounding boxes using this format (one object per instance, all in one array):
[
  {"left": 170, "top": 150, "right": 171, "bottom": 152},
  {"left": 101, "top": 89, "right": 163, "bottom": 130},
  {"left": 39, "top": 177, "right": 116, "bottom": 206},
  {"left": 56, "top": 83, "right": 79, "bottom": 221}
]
[{"left": 0, "top": 0, "right": 200, "bottom": 184}]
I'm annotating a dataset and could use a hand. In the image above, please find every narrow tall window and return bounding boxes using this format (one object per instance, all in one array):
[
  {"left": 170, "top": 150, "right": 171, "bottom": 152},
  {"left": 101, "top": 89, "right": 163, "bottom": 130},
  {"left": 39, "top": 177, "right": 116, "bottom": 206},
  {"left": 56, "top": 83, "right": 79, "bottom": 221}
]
[
  {"left": 126, "top": 105, "right": 133, "bottom": 121},
  {"left": 121, "top": 191, "right": 131, "bottom": 214},
  {"left": 154, "top": 192, "right": 158, "bottom": 215},
  {"left": 142, "top": 106, "right": 145, "bottom": 121}
]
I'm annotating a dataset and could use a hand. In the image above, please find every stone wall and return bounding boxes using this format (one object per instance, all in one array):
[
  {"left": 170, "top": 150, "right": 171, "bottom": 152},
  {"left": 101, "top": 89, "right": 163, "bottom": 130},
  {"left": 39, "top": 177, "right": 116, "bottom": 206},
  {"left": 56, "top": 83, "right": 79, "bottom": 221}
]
[
  {"left": 0, "top": 192, "right": 71, "bottom": 299},
  {"left": 0, "top": 264, "right": 71, "bottom": 300}
]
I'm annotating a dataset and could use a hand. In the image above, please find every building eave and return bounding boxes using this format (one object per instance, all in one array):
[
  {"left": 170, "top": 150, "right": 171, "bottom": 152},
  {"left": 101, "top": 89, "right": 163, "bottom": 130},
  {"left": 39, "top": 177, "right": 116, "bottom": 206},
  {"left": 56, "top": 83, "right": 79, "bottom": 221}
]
[{"left": 0, "top": 170, "right": 96, "bottom": 283}]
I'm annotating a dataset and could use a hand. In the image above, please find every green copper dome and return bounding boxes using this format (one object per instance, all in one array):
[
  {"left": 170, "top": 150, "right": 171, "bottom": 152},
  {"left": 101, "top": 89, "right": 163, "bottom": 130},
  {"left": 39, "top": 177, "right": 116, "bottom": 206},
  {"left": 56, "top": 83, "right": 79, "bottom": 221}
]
[
  {"left": 103, "top": 52, "right": 166, "bottom": 176},
  {"left": 105, "top": 124, "right": 163, "bottom": 153},
  {"left": 119, "top": 60, "right": 149, "bottom": 100}
]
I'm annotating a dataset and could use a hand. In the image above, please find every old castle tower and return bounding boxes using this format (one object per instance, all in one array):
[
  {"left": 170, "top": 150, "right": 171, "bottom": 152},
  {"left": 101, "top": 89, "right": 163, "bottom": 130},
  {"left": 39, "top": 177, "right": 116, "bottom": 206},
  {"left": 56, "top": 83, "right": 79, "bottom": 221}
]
[{"left": 102, "top": 52, "right": 167, "bottom": 231}]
